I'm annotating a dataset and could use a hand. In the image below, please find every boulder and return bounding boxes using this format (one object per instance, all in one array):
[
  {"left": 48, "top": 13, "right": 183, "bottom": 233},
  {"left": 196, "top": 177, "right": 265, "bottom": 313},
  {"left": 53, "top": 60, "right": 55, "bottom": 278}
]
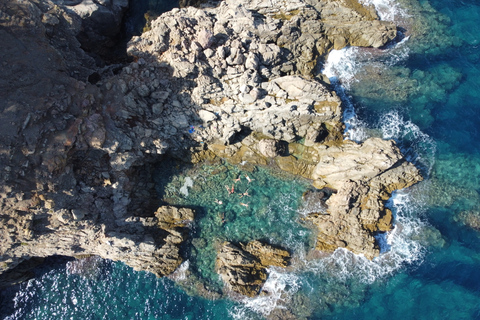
[
  {"left": 216, "top": 241, "right": 290, "bottom": 297},
  {"left": 305, "top": 161, "right": 423, "bottom": 260},
  {"left": 243, "top": 240, "right": 291, "bottom": 268},
  {"left": 304, "top": 125, "right": 329, "bottom": 146},
  {"left": 311, "top": 138, "right": 404, "bottom": 190},
  {"left": 55, "top": 0, "right": 129, "bottom": 59},
  {"left": 198, "top": 110, "right": 217, "bottom": 123},
  {"left": 83, "top": 114, "right": 106, "bottom": 149},
  {"left": 257, "top": 139, "right": 287, "bottom": 158}
]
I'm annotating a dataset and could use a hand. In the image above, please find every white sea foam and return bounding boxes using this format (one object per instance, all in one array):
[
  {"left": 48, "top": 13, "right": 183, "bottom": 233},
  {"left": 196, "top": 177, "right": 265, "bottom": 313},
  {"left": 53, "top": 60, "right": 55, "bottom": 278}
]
[
  {"left": 323, "top": 48, "right": 371, "bottom": 142},
  {"left": 359, "top": 0, "right": 407, "bottom": 21},
  {"left": 323, "top": 47, "right": 361, "bottom": 89},
  {"left": 179, "top": 176, "right": 193, "bottom": 197},
  {"left": 230, "top": 269, "right": 301, "bottom": 319},
  {"left": 383, "top": 35, "right": 411, "bottom": 65},
  {"left": 168, "top": 260, "right": 190, "bottom": 281},
  {"left": 379, "top": 110, "right": 436, "bottom": 174},
  {"left": 305, "top": 190, "right": 427, "bottom": 284},
  {"left": 344, "top": 113, "right": 370, "bottom": 143},
  {"left": 322, "top": 10, "right": 412, "bottom": 142}
]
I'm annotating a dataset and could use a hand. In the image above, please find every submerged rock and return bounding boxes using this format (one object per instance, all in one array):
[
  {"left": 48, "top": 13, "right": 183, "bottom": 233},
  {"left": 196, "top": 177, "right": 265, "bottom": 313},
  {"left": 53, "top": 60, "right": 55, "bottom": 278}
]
[
  {"left": 454, "top": 210, "right": 480, "bottom": 231},
  {"left": 66, "top": 255, "right": 105, "bottom": 278}
]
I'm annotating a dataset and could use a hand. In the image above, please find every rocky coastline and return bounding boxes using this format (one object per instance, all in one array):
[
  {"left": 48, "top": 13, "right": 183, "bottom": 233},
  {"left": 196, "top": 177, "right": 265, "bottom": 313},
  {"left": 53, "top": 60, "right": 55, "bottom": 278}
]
[{"left": 0, "top": 0, "right": 421, "bottom": 297}]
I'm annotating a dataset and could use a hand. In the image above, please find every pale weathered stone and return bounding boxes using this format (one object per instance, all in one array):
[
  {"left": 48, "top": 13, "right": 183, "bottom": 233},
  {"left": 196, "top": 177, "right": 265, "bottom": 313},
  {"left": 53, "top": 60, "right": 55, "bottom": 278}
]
[
  {"left": 0, "top": 0, "right": 410, "bottom": 287},
  {"left": 198, "top": 110, "right": 217, "bottom": 123},
  {"left": 216, "top": 240, "right": 290, "bottom": 297},
  {"left": 257, "top": 139, "right": 286, "bottom": 158}
]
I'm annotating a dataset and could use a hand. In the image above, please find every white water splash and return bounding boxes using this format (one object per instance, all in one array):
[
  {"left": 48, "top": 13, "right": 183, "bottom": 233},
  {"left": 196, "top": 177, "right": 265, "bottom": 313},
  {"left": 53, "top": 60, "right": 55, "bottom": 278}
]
[
  {"left": 359, "top": 0, "right": 407, "bottom": 21},
  {"left": 323, "top": 48, "right": 371, "bottom": 142},
  {"left": 379, "top": 110, "right": 436, "bottom": 174},
  {"left": 317, "top": 0, "right": 434, "bottom": 288},
  {"left": 321, "top": 3, "right": 412, "bottom": 142},
  {"left": 230, "top": 269, "right": 301, "bottom": 319},
  {"left": 168, "top": 260, "right": 190, "bottom": 281},
  {"left": 306, "top": 190, "right": 427, "bottom": 284},
  {"left": 383, "top": 35, "right": 411, "bottom": 65},
  {"left": 323, "top": 47, "right": 361, "bottom": 89}
]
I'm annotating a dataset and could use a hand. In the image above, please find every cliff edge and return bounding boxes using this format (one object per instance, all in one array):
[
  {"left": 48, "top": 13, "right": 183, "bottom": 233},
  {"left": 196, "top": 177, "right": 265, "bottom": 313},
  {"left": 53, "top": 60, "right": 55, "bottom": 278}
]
[{"left": 0, "top": 0, "right": 420, "bottom": 292}]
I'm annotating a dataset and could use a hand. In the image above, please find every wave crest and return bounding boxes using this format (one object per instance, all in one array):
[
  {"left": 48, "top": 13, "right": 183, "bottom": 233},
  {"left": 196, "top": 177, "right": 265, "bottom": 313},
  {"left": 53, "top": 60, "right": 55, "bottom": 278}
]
[
  {"left": 229, "top": 269, "right": 301, "bottom": 318},
  {"left": 306, "top": 190, "right": 427, "bottom": 284}
]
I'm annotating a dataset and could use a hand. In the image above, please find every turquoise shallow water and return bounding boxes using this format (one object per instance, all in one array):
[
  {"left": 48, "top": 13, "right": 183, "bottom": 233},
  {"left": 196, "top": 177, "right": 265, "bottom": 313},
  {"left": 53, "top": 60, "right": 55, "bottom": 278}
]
[{"left": 4, "top": 0, "right": 480, "bottom": 318}]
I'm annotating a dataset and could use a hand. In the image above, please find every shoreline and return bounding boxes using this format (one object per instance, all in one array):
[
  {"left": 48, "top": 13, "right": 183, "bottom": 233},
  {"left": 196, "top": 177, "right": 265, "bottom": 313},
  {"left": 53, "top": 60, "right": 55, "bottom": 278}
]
[{"left": 0, "top": 0, "right": 421, "bottom": 298}]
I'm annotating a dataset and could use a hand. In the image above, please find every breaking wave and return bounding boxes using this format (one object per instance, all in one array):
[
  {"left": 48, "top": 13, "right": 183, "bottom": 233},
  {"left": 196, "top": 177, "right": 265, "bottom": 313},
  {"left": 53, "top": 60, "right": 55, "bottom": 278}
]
[
  {"left": 379, "top": 110, "right": 436, "bottom": 175},
  {"left": 229, "top": 269, "right": 301, "bottom": 318},
  {"left": 360, "top": 0, "right": 408, "bottom": 21},
  {"left": 305, "top": 190, "right": 427, "bottom": 284}
]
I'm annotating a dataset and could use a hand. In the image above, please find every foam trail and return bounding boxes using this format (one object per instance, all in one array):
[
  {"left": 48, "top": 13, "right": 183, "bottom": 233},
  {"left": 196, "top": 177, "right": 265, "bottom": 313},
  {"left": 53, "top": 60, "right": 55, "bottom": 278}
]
[
  {"left": 230, "top": 269, "right": 301, "bottom": 319},
  {"left": 379, "top": 110, "right": 436, "bottom": 175},
  {"left": 321, "top": 0, "right": 412, "bottom": 141},
  {"left": 323, "top": 48, "right": 370, "bottom": 142},
  {"left": 306, "top": 190, "right": 427, "bottom": 283},
  {"left": 359, "top": 0, "right": 407, "bottom": 21}
]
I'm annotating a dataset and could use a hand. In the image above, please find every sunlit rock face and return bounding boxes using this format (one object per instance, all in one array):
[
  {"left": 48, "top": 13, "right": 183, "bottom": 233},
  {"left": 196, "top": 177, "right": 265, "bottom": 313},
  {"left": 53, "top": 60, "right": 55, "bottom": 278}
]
[{"left": 0, "top": 0, "right": 417, "bottom": 290}]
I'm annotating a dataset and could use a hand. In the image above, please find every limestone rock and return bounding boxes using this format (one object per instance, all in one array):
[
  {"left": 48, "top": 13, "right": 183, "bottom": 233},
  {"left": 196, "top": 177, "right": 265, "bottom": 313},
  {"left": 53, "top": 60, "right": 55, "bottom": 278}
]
[
  {"left": 305, "top": 161, "right": 423, "bottom": 260},
  {"left": 198, "top": 110, "right": 217, "bottom": 123},
  {"left": 216, "top": 241, "right": 290, "bottom": 297},
  {"left": 83, "top": 114, "right": 106, "bottom": 148},
  {"left": 311, "top": 138, "right": 404, "bottom": 190},
  {"left": 243, "top": 240, "right": 291, "bottom": 268},
  {"left": 0, "top": 0, "right": 412, "bottom": 286},
  {"left": 155, "top": 205, "right": 195, "bottom": 229},
  {"left": 257, "top": 139, "right": 287, "bottom": 158},
  {"left": 304, "top": 125, "right": 329, "bottom": 146},
  {"left": 0, "top": 206, "right": 194, "bottom": 286}
]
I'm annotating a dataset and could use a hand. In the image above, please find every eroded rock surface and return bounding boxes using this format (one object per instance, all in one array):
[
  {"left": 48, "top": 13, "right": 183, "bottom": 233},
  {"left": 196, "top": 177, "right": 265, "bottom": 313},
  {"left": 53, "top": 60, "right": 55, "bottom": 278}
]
[
  {"left": 0, "top": 0, "right": 414, "bottom": 286},
  {"left": 216, "top": 240, "right": 290, "bottom": 297},
  {"left": 0, "top": 205, "right": 193, "bottom": 286}
]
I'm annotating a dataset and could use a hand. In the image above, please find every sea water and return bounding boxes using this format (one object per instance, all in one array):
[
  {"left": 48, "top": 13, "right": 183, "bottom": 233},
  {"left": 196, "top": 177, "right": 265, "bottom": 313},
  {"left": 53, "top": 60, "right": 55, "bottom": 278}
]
[{"left": 3, "top": 0, "right": 480, "bottom": 318}]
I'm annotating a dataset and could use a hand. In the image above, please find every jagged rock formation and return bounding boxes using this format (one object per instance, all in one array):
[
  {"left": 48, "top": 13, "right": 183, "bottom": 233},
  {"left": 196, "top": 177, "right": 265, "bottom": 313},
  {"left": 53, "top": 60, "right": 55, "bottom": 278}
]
[
  {"left": 50, "top": 0, "right": 129, "bottom": 61},
  {"left": 204, "top": 136, "right": 422, "bottom": 260},
  {"left": 306, "top": 160, "right": 422, "bottom": 259},
  {"left": 216, "top": 240, "right": 290, "bottom": 297},
  {"left": 125, "top": 0, "right": 396, "bottom": 146},
  {"left": 0, "top": 205, "right": 194, "bottom": 286},
  {"left": 0, "top": 0, "right": 416, "bottom": 288}
]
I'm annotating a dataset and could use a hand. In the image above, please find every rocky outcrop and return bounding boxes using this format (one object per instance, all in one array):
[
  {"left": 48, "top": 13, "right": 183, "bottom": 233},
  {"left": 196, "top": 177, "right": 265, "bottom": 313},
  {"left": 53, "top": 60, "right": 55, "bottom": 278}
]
[
  {"left": 216, "top": 241, "right": 290, "bottom": 297},
  {"left": 51, "top": 0, "right": 129, "bottom": 61},
  {"left": 0, "top": 205, "right": 193, "bottom": 286},
  {"left": 0, "top": 0, "right": 411, "bottom": 286},
  {"left": 305, "top": 140, "right": 423, "bottom": 259},
  {"left": 258, "top": 139, "right": 288, "bottom": 158},
  {"left": 204, "top": 137, "right": 422, "bottom": 259}
]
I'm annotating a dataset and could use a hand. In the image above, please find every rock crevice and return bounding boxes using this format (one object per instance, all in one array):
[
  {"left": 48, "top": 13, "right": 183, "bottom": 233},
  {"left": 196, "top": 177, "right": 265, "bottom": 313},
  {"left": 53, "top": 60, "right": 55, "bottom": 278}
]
[
  {"left": 0, "top": 0, "right": 419, "bottom": 290},
  {"left": 216, "top": 240, "right": 291, "bottom": 297}
]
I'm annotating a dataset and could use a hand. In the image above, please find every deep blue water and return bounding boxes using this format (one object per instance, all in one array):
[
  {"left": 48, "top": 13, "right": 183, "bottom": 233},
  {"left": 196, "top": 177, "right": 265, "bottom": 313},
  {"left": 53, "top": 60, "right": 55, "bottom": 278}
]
[{"left": 3, "top": 0, "right": 480, "bottom": 318}]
